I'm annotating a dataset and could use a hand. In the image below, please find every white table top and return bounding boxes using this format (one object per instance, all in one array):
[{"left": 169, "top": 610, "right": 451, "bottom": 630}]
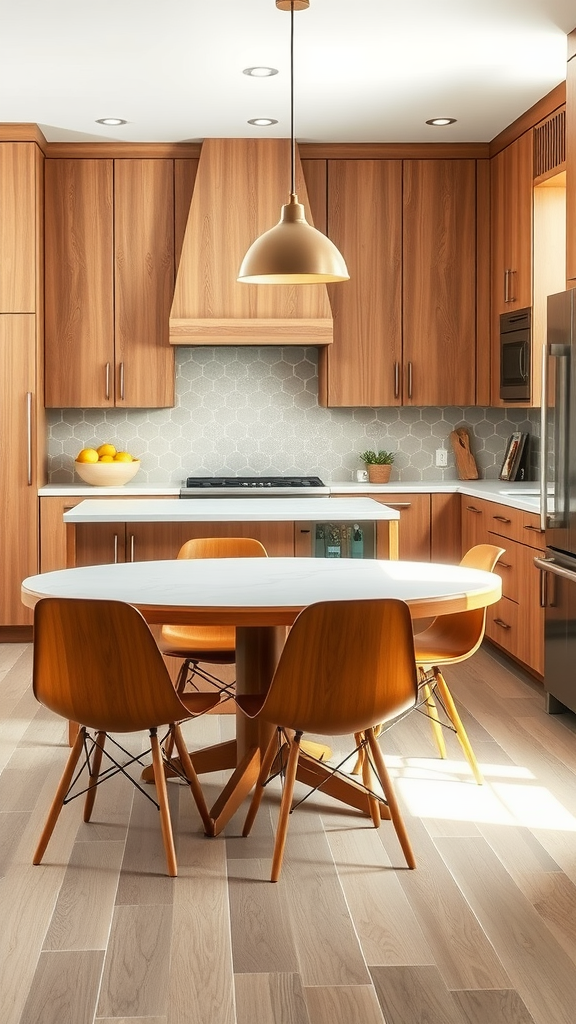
[
  {"left": 22, "top": 557, "right": 501, "bottom": 626},
  {"left": 63, "top": 497, "right": 400, "bottom": 524}
]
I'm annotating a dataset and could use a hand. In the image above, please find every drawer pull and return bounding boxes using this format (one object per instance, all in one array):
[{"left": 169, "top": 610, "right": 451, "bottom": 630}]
[
  {"left": 493, "top": 515, "right": 512, "bottom": 524},
  {"left": 524, "top": 524, "right": 544, "bottom": 533},
  {"left": 466, "top": 505, "right": 482, "bottom": 514},
  {"left": 493, "top": 618, "right": 511, "bottom": 630},
  {"left": 387, "top": 503, "right": 411, "bottom": 509},
  {"left": 498, "top": 561, "right": 512, "bottom": 569}
]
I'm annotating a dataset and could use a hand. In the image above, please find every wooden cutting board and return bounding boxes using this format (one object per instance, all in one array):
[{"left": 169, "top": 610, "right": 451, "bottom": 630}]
[{"left": 449, "top": 427, "right": 479, "bottom": 480}]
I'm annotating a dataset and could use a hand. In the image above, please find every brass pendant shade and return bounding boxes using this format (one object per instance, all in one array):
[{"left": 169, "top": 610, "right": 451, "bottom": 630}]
[
  {"left": 238, "top": 0, "right": 349, "bottom": 285},
  {"left": 238, "top": 193, "right": 349, "bottom": 284}
]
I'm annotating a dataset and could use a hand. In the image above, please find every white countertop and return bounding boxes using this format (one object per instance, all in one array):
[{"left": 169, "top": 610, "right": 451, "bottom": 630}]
[
  {"left": 22, "top": 557, "right": 501, "bottom": 623},
  {"left": 42, "top": 479, "right": 544, "bottom": 514},
  {"left": 63, "top": 496, "right": 401, "bottom": 524}
]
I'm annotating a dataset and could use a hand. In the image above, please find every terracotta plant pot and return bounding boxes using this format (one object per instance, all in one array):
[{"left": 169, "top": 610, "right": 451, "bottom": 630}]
[{"left": 367, "top": 464, "right": 392, "bottom": 483}]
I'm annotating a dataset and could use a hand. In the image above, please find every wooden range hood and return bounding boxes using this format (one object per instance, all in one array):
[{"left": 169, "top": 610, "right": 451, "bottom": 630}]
[{"left": 169, "top": 138, "right": 333, "bottom": 346}]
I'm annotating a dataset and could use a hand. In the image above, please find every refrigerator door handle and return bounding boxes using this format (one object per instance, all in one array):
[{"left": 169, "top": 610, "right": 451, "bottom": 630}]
[{"left": 534, "top": 556, "right": 576, "bottom": 583}]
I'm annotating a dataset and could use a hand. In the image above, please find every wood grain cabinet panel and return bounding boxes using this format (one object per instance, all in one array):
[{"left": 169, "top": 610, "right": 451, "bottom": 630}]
[
  {"left": 490, "top": 132, "right": 534, "bottom": 403},
  {"left": 0, "top": 316, "right": 38, "bottom": 625},
  {"left": 320, "top": 160, "right": 403, "bottom": 406},
  {"left": 567, "top": 42, "right": 576, "bottom": 285},
  {"left": 403, "top": 159, "right": 477, "bottom": 406},
  {"left": 0, "top": 143, "right": 37, "bottom": 312},
  {"left": 45, "top": 158, "right": 175, "bottom": 408}
]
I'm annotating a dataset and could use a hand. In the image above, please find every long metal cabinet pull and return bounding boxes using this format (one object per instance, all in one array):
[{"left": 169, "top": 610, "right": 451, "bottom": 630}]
[
  {"left": 504, "top": 269, "right": 509, "bottom": 303},
  {"left": 119, "top": 362, "right": 125, "bottom": 401},
  {"left": 394, "top": 361, "right": 400, "bottom": 399},
  {"left": 113, "top": 534, "right": 118, "bottom": 564},
  {"left": 540, "top": 344, "right": 548, "bottom": 530},
  {"left": 407, "top": 362, "right": 413, "bottom": 399},
  {"left": 26, "top": 391, "right": 32, "bottom": 485},
  {"left": 105, "top": 362, "right": 111, "bottom": 401},
  {"left": 130, "top": 533, "right": 135, "bottom": 561}
]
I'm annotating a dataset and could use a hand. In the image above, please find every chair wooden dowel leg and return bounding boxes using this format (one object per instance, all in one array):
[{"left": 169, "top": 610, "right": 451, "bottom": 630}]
[
  {"left": 421, "top": 678, "right": 447, "bottom": 759},
  {"left": 351, "top": 732, "right": 365, "bottom": 776},
  {"left": 361, "top": 737, "right": 381, "bottom": 827},
  {"left": 172, "top": 723, "right": 213, "bottom": 835},
  {"left": 243, "top": 730, "right": 281, "bottom": 838},
  {"left": 33, "top": 727, "right": 86, "bottom": 865},
  {"left": 151, "top": 730, "right": 178, "bottom": 877},
  {"left": 83, "top": 730, "right": 106, "bottom": 822},
  {"left": 433, "top": 670, "right": 483, "bottom": 785},
  {"left": 271, "top": 733, "right": 301, "bottom": 882},
  {"left": 366, "top": 729, "right": 416, "bottom": 870}
]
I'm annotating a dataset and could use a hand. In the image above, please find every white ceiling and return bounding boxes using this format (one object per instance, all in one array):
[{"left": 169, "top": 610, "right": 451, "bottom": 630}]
[{"left": 1, "top": 0, "right": 575, "bottom": 145}]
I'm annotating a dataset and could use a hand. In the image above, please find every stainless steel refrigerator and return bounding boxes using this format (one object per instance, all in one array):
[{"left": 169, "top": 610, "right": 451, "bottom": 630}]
[{"left": 536, "top": 287, "right": 576, "bottom": 713}]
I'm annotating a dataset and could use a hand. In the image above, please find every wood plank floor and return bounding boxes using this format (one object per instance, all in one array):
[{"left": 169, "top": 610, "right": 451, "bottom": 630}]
[{"left": 2, "top": 640, "right": 576, "bottom": 1023}]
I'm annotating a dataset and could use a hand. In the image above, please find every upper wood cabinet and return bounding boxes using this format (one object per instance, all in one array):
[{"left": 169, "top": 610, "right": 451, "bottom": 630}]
[
  {"left": 567, "top": 34, "right": 576, "bottom": 285},
  {"left": 45, "top": 158, "right": 175, "bottom": 408},
  {"left": 403, "top": 159, "right": 477, "bottom": 406},
  {"left": 0, "top": 143, "right": 37, "bottom": 312},
  {"left": 318, "top": 158, "right": 478, "bottom": 407},
  {"left": 320, "top": 160, "right": 402, "bottom": 406},
  {"left": 491, "top": 132, "right": 533, "bottom": 323}
]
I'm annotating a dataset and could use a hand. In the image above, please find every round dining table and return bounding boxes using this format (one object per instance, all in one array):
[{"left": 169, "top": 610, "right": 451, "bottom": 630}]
[{"left": 22, "top": 556, "right": 502, "bottom": 834}]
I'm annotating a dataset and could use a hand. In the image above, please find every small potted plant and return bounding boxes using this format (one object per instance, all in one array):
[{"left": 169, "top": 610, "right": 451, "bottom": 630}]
[{"left": 359, "top": 449, "right": 395, "bottom": 484}]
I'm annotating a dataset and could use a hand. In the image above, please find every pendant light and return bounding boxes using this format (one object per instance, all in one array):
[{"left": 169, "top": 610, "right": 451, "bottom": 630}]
[{"left": 238, "top": 0, "right": 349, "bottom": 284}]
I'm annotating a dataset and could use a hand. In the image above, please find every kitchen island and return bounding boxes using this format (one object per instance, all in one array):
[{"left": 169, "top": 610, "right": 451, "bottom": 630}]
[{"left": 63, "top": 496, "right": 400, "bottom": 566}]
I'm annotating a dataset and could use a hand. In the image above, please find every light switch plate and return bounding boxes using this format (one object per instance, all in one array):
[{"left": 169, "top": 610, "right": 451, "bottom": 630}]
[{"left": 435, "top": 448, "right": 448, "bottom": 467}]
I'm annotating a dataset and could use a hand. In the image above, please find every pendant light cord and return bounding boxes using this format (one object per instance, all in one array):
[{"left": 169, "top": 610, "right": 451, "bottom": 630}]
[{"left": 290, "top": 1, "right": 296, "bottom": 198}]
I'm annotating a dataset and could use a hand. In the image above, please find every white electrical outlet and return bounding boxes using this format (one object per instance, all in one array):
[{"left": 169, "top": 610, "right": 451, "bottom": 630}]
[{"left": 435, "top": 448, "right": 448, "bottom": 467}]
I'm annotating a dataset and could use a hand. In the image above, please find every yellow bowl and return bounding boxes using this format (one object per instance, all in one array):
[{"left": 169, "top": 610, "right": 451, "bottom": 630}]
[{"left": 74, "top": 459, "right": 141, "bottom": 486}]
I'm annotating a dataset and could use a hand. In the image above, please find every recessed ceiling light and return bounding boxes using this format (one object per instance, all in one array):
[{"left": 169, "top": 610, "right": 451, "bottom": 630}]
[
  {"left": 243, "top": 67, "right": 279, "bottom": 77},
  {"left": 426, "top": 117, "right": 457, "bottom": 126},
  {"left": 95, "top": 117, "right": 127, "bottom": 126},
  {"left": 248, "top": 118, "right": 278, "bottom": 127}
]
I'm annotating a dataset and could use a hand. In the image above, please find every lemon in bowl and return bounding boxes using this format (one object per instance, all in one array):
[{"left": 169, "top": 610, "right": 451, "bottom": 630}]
[{"left": 75, "top": 447, "right": 141, "bottom": 486}]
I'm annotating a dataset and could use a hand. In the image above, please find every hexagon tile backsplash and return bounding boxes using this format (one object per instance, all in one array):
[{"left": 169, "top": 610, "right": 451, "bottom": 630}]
[{"left": 47, "top": 347, "right": 541, "bottom": 484}]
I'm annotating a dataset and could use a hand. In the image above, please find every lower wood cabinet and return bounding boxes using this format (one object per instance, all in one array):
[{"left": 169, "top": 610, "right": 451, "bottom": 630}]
[
  {"left": 461, "top": 495, "right": 545, "bottom": 676},
  {"left": 331, "top": 491, "right": 461, "bottom": 564}
]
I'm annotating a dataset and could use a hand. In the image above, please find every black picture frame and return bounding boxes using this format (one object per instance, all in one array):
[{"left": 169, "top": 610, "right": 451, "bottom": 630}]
[{"left": 499, "top": 432, "right": 528, "bottom": 481}]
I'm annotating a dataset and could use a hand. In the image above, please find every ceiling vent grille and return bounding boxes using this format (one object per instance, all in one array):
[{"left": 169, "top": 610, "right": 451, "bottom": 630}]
[{"left": 533, "top": 109, "right": 566, "bottom": 182}]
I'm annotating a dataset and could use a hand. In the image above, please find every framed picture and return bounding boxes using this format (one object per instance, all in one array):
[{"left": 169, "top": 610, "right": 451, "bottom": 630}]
[{"left": 499, "top": 431, "right": 528, "bottom": 481}]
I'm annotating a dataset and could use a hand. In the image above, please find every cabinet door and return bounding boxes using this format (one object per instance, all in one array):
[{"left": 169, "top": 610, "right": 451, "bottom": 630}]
[
  {"left": 0, "top": 144, "right": 37, "bottom": 313},
  {"left": 45, "top": 159, "right": 115, "bottom": 407},
  {"left": 0, "top": 315, "right": 37, "bottom": 625},
  {"left": 74, "top": 524, "right": 126, "bottom": 567},
  {"left": 363, "top": 494, "right": 431, "bottom": 560},
  {"left": 114, "top": 160, "right": 175, "bottom": 408},
  {"left": 320, "top": 160, "right": 402, "bottom": 407},
  {"left": 567, "top": 42, "right": 576, "bottom": 285},
  {"left": 403, "top": 160, "right": 477, "bottom": 406},
  {"left": 460, "top": 495, "right": 490, "bottom": 554},
  {"left": 125, "top": 521, "right": 295, "bottom": 561}
]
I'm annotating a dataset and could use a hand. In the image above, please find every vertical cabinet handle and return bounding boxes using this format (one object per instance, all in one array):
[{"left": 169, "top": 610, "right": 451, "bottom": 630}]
[
  {"left": 394, "top": 361, "right": 400, "bottom": 399},
  {"left": 130, "top": 533, "right": 135, "bottom": 562},
  {"left": 407, "top": 362, "right": 413, "bottom": 400},
  {"left": 113, "top": 533, "right": 119, "bottom": 564},
  {"left": 540, "top": 568, "right": 547, "bottom": 608},
  {"left": 504, "top": 269, "right": 510, "bottom": 303},
  {"left": 26, "top": 391, "right": 33, "bottom": 485},
  {"left": 105, "top": 362, "right": 111, "bottom": 401},
  {"left": 509, "top": 269, "right": 517, "bottom": 303},
  {"left": 119, "top": 362, "right": 125, "bottom": 401}
]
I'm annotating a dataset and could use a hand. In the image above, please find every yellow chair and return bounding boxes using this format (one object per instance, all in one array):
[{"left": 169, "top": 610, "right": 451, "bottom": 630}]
[
  {"left": 238, "top": 598, "right": 419, "bottom": 882},
  {"left": 414, "top": 543, "right": 505, "bottom": 784},
  {"left": 32, "top": 597, "right": 220, "bottom": 877},
  {"left": 159, "top": 536, "right": 268, "bottom": 698}
]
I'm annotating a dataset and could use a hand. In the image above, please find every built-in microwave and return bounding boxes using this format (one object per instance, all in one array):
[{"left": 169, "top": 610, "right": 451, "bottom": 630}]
[{"left": 500, "top": 307, "right": 531, "bottom": 402}]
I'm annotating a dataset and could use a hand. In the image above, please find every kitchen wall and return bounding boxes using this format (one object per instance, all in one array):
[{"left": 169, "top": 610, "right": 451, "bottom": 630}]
[{"left": 47, "top": 347, "right": 540, "bottom": 484}]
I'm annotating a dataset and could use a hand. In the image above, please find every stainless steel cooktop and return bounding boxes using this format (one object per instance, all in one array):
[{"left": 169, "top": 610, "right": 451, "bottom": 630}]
[{"left": 180, "top": 475, "right": 329, "bottom": 497}]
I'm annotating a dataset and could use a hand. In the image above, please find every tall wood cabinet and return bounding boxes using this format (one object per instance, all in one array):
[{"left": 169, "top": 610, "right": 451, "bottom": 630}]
[
  {"left": 45, "top": 158, "right": 175, "bottom": 408},
  {"left": 567, "top": 29, "right": 576, "bottom": 287},
  {"left": 318, "top": 158, "right": 478, "bottom": 407},
  {"left": 0, "top": 142, "right": 44, "bottom": 628}
]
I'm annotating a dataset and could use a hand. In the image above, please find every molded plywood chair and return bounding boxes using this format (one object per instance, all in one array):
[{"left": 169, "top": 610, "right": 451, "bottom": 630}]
[
  {"left": 32, "top": 598, "right": 220, "bottom": 877},
  {"left": 414, "top": 543, "right": 505, "bottom": 785},
  {"left": 239, "top": 598, "right": 419, "bottom": 882},
  {"left": 159, "top": 537, "right": 268, "bottom": 699}
]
